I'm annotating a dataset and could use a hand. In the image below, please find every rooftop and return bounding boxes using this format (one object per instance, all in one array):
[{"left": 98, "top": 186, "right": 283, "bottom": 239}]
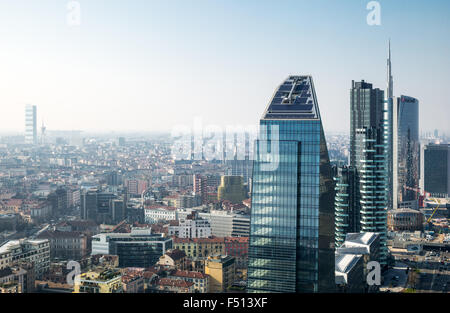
[
  {"left": 170, "top": 270, "right": 207, "bottom": 279},
  {"left": 165, "top": 249, "right": 186, "bottom": 261},
  {"left": 157, "top": 278, "right": 194, "bottom": 288},
  {"left": 0, "top": 239, "right": 49, "bottom": 254},
  {"left": 344, "top": 232, "right": 378, "bottom": 247},
  {"left": 335, "top": 253, "right": 362, "bottom": 274},
  {"left": 262, "top": 75, "right": 319, "bottom": 120}
]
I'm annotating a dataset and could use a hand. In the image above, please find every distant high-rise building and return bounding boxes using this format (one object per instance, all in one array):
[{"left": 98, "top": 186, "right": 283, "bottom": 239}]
[
  {"left": 80, "top": 189, "right": 98, "bottom": 221},
  {"left": 217, "top": 176, "right": 246, "bottom": 204},
  {"left": 349, "top": 80, "right": 388, "bottom": 266},
  {"left": 106, "top": 171, "right": 121, "bottom": 186},
  {"left": 247, "top": 75, "right": 335, "bottom": 293},
  {"left": 423, "top": 144, "right": 450, "bottom": 197},
  {"left": 111, "top": 198, "right": 126, "bottom": 224},
  {"left": 193, "top": 174, "right": 207, "bottom": 204},
  {"left": 386, "top": 40, "right": 393, "bottom": 100},
  {"left": 48, "top": 187, "right": 68, "bottom": 217},
  {"left": 393, "top": 96, "right": 419, "bottom": 207},
  {"left": 25, "top": 104, "right": 37, "bottom": 145},
  {"left": 350, "top": 80, "right": 385, "bottom": 167}
]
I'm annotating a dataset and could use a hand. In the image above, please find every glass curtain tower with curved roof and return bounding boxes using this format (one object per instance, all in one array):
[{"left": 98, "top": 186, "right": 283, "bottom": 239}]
[{"left": 247, "top": 75, "right": 335, "bottom": 293}]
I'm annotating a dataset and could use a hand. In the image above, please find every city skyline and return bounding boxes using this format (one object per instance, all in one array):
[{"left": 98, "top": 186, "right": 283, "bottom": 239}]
[
  {"left": 0, "top": 1, "right": 450, "bottom": 134},
  {"left": 0, "top": 0, "right": 449, "bottom": 299}
]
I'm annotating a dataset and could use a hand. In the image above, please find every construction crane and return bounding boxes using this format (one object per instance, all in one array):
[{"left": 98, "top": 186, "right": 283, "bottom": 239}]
[
  {"left": 402, "top": 185, "right": 441, "bottom": 223},
  {"left": 426, "top": 198, "right": 441, "bottom": 223}
]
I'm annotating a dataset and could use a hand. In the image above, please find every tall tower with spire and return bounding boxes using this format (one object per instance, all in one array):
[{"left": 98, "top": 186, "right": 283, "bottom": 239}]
[
  {"left": 386, "top": 40, "right": 396, "bottom": 210},
  {"left": 387, "top": 39, "right": 393, "bottom": 99}
]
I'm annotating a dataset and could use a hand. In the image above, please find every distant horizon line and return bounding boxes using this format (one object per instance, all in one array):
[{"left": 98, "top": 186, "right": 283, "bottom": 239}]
[{"left": 0, "top": 128, "right": 448, "bottom": 136}]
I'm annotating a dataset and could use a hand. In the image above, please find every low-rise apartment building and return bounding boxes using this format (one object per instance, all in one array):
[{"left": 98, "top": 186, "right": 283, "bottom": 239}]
[{"left": 0, "top": 239, "right": 50, "bottom": 279}]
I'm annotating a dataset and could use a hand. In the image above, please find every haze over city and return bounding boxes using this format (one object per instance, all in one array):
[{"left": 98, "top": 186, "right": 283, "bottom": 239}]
[{"left": 0, "top": 0, "right": 449, "bottom": 134}]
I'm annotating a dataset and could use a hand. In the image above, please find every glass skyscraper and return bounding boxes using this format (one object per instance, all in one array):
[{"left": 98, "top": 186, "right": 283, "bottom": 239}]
[
  {"left": 394, "top": 96, "right": 419, "bottom": 206},
  {"left": 247, "top": 75, "right": 335, "bottom": 293},
  {"left": 423, "top": 144, "right": 450, "bottom": 197},
  {"left": 348, "top": 80, "right": 388, "bottom": 266}
]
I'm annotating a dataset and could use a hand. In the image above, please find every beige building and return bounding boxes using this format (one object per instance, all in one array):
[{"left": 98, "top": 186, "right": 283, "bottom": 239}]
[
  {"left": 173, "top": 237, "right": 225, "bottom": 259},
  {"left": 204, "top": 255, "right": 235, "bottom": 293},
  {"left": 74, "top": 268, "right": 122, "bottom": 293}
]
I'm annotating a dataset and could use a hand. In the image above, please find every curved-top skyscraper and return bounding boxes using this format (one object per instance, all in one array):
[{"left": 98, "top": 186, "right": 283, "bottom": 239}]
[{"left": 247, "top": 75, "right": 335, "bottom": 293}]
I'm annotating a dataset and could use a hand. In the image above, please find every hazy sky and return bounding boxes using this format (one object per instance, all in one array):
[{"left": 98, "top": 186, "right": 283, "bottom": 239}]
[{"left": 0, "top": 0, "right": 449, "bottom": 134}]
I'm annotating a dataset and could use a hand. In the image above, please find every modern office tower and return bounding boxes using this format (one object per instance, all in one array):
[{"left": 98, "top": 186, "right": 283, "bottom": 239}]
[
  {"left": 217, "top": 176, "right": 247, "bottom": 204},
  {"left": 91, "top": 228, "right": 172, "bottom": 268},
  {"left": 111, "top": 198, "right": 126, "bottom": 224},
  {"left": 393, "top": 96, "right": 419, "bottom": 206},
  {"left": 97, "top": 191, "right": 116, "bottom": 215},
  {"left": 423, "top": 144, "right": 450, "bottom": 197},
  {"left": 350, "top": 80, "right": 385, "bottom": 167},
  {"left": 85, "top": 190, "right": 119, "bottom": 224},
  {"left": 80, "top": 189, "right": 98, "bottom": 221},
  {"left": 349, "top": 80, "right": 388, "bottom": 266},
  {"left": 24, "top": 104, "right": 37, "bottom": 145},
  {"left": 334, "top": 166, "right": 359, "bottom": 247},
  {"left": 247, "top": 75, "right": 335, "bottom": 293}
]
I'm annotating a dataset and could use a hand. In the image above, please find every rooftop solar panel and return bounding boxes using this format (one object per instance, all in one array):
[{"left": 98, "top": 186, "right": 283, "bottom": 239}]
[{"left": 262, "top": 75, "right": 319, "bottom": 120}]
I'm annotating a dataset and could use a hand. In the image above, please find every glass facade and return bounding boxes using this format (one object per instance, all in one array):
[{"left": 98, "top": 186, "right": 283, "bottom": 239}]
[
  {"left": 354, "top": 127, "right": 388, "bottom": 265},
  {"left": 348, "top": 81, "right": 388, "bottom": 266},
  {"left": 395, "top": 96, "right": 419, "bottom": 203},
  {"left": 334, "top": 166, "right": 359, "bottom": 247},
  {"left": 247, "top": 76, "right": 335, "bottom": 293},
  {"left": 423, "top": 144, "right": 450, "bottom": 197}
]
